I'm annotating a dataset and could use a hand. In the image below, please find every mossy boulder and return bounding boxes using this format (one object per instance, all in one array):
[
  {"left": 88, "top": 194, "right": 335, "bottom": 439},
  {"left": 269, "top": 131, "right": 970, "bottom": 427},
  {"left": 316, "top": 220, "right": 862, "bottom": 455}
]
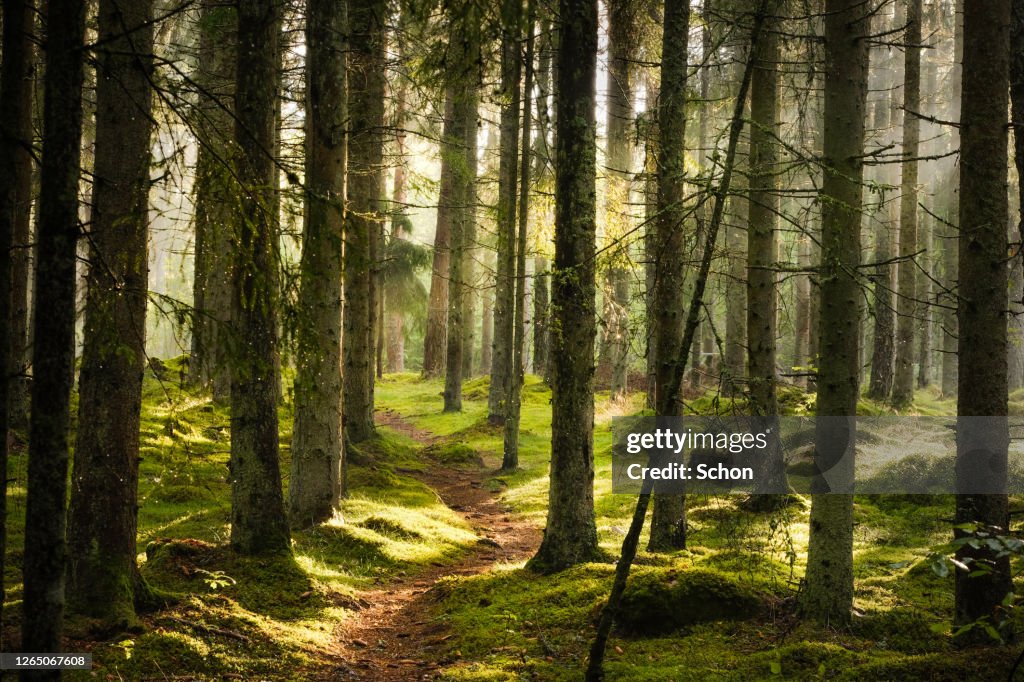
[
  {"left": 615, "top": 568, "right": 767, "bottom": 635},
  {"left": 853, "top": 608, "right": 945, "bottom": 654}
]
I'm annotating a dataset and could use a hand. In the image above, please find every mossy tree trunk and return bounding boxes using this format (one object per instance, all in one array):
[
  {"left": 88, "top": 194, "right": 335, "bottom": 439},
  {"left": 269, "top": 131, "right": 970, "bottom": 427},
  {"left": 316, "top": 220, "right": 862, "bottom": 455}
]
[
  {"left": 648, "top": 0, "right": 691, "bottom": 553},
  {"left": 487, "top": 0, "right": 522, "bottom": 425},
  {"left": 344, "top": 0, "right": 386, "bottom": 442},
  {"left": 21, "top": 0, "right": 86, "bottom": 663},
  {"left": 66, "top": 0, "right": 155, "bottom": 631},
  {"left": 800, "top": 0, "right": 870, "bottom": 626},
  {"left": 190, "top": 0, "right": 236, "bottom": 403},
  {"left": 229, "top": 0, "right": 291, "bottom": 555},
  {"left": 954, "top": 0, "right": 1012, "bottom": 641},
  {"left": 289, "top": 0, "right": 346, "bottom": 528},
  {"left": 891, "top": 0, "right": 921, "bottom": 408},
  {"left": 529, "top": 0, "right": 600, "bottom": 573}
]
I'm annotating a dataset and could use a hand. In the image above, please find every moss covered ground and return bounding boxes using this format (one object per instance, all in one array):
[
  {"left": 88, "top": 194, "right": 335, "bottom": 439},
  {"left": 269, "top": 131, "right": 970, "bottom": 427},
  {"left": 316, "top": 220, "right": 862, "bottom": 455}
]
[{"left": 1, "top": 365, "right": 1020, "bottom": 679}]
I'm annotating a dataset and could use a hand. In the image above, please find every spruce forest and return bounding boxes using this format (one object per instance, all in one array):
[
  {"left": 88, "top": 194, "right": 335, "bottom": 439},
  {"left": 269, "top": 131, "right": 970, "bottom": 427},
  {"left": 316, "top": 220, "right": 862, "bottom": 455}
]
[{"left": 3, "top": 0, "right": 1024, "bottom": 679}]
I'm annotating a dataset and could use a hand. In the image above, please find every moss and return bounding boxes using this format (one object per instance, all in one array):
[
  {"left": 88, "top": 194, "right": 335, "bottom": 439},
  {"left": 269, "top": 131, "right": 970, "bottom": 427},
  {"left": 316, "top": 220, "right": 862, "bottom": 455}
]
[
  {"left": 615, "top": 568, "right": 768, "bottom": 635},
  {"left": 426, "top": 441, "right": 485, "bottom": 467},
  {"left": 853, "top": 608, "right": 946, "bottom": 653}
]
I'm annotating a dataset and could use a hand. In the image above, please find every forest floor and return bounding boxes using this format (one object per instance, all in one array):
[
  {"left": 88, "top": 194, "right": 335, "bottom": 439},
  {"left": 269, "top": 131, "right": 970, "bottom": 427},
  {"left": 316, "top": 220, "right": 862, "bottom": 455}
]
[
  {"left": 4, "top": 365, "right": 1024, "bottom": 680},
  {"left": 331, "top": 409, "right": 542, "bottom": 680}
]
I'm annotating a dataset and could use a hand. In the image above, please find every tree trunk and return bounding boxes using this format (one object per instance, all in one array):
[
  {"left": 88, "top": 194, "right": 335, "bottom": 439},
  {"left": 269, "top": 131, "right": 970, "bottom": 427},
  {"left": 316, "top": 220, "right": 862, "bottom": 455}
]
[
  {"left": 21, "top": 0, "right": 86, "bottom": 664},
  {"left": 800, "top": 0, "right": 870, "bottom": 626},
  {"left": 424, "top": 96, "right": 456, "bottom": 378},
  {"left": 892, "top": 0, "right": 922, "bottom": 407},
  {"left": 745, "top": 3, "right": 786, "bottom": 496},
  {"left": 289, "top": 0, "right": 346, "bottom": 528},
  {"left": 0, "top": 0, "right": 35, "bottom": 635},
  {"left": 954, "top": 0, "right": 1012, "bottom": 641},
  {"left": 533, "top": 257, "right": 550, "bottom": 380},
  {"left": 229, "top": 0, "right": 290, "bottom": 555},
  {"left": 190, "top": 0, "right": 236, "bottom": 403},
  {"left": 1, "top": 0, "right": 34, "bottom": 432},
  {"left": 344, "top": 0, "right": 385, "bottom": 442},
  {"left": 723, "top": 57, "right": 747, "bottom": 394},
  {"left": 66, "top": 0, "right": 154, "bottom": 631},
  {"left": 487, "top": 0, "right": 522, "bottom": 424},
  {"left": 529, "top": 0, "right": 600, "bottom": 572},
  {"left": 1009, "top": 0, "right": 1024, "bottom": 393},
  {"left": 503, "top": 0, "right": 536, "bottom": 468},
  {"left": 917, "top": 213, "right": 934, "bottom": 388},
  {"left": 648, "top": 0, "right": 691, "bottom": 553},
  {"left": 940, "top": 0, "right": 962, "bottom": 400}
]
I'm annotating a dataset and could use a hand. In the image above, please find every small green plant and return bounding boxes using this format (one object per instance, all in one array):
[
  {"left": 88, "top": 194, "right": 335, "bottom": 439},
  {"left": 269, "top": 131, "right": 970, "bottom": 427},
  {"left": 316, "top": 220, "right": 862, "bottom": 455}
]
[{"left": 193, "top": 568, "right": 237, "bottom": 591}]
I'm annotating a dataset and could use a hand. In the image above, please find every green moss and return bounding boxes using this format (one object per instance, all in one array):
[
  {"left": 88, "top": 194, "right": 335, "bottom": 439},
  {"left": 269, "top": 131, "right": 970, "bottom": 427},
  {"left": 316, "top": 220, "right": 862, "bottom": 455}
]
[{"left": 616, "top": 568, "right": 768, "bottom": 635}]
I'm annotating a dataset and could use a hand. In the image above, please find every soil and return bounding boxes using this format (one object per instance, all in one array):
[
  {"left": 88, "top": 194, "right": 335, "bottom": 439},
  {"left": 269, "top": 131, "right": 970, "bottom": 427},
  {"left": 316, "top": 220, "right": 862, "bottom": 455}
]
[{"left": 328, "top": 409, "right": 542, "bottom": 680}]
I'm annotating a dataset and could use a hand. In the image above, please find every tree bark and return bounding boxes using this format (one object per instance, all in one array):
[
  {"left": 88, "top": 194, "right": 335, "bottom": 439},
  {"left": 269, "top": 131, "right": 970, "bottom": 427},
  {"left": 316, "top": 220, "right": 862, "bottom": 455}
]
[
  {"left": 954, "top": 0, "right": 1012, "bottom": 641},
  {"left": 0, "top": 0, "right": 35, "bottom": 636},
  {"left": 891, "top": 0, "right": 922, "bottom": 407},
  {"left": 344, "top": 0, "right": 386, "bottom": 442},
  {"left": 529, "top": 0, "right": 600, "bottom": 572},
  {"left": 800, "top": 0, "right": 871, "bottom": 626},
  {"left": 289, "top": 0, "right": 346, "bottom": 528},
  {"left": 190, "top": 0, "right": 236, "bottom": 402},
  {"left": 503, "top": 0, "right": 536, "bottom": 467},
  {"left": 229, "top": 0, "right": 291, "bottom": 555},
  {"left": 648, "top": 0, "right": 691, "bottom": 553},
  {"left": 21, "top": 0, "right": 86, "bottom": 665},
  {"left": 66, "top": 0, "right": 155, "bottom": 631},
  {"left": 487, "top": 0, "right": 522, "bottom": 424}
]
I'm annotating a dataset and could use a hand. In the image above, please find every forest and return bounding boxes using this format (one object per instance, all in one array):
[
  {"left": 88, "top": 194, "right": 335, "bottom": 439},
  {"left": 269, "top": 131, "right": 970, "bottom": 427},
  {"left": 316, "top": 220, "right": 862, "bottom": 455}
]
[{"left": 1, "top": 0, "right": 1023, "bottom": 679}]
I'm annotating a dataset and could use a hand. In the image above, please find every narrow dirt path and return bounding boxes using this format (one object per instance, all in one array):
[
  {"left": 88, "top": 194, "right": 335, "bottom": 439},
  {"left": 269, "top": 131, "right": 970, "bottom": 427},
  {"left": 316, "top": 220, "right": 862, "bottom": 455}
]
[{"left": 330, "top": 410, "right": 542, "bottom": 681}]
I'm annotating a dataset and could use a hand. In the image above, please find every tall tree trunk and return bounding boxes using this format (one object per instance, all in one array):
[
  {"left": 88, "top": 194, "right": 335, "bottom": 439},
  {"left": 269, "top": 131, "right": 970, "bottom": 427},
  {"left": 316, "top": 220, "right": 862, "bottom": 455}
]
[
  {"left": 533, "top": 257, "right": 550, "bottom": 380},
  {"left": 0, "top": 0, "right": 35, "bottom": 635},
  {"left": 867, "top": 34, "right": 895, "bottom": 401},
  {"left": 21, "top": 0, "right": 86, "bottom": 664},
  {"left": 503, "top": 0, "right": 536, "bottom": 468},
  {"left": 528, "top": 0, "right": 600, "bottom": 572},
  {"left": 917, "top": 213, "right": 934, "bottom": 388},
  {"left": 723, "top": 57, "right": 748, "bottom": 394},
  {"left": 229, "top": 0, "right": 290, "bottom": 555},
  {"left": 954, "top": 0, "right": 1012, "bottom": 641},
  {"left": 745, "top": 2, "right": 786, "bottom": 498},
  {"left": 2, "top": 0, "right": 34, "bottom": 432},
  {"left": 601, "top": 0, "right": 635, "bottom": 402},
  {"left": 344, "top": 0, "right": 385, "bottom": 442},
  {"left": 940, "top": 0, "right": 962, "bottom": 399},
  {"left": 800, "top": 0, "right": 870, "bottom": 626},
  {"left": 66, "top": 0, "right": 154, "bottom": 631},
  {"left": 487, "top": 0, "right": 522, "bottom": 424},
  {"left": 424, "top": 96, "right": 456, "bottom": 378},
  {"left": 190, "top": 0, "right": 236, "bottom": 402},
  {"left": 289, "top": 0, "right": 346, "bottom": 528},
  {"left": 648, "top": 0, "right": 691, "bottom": 553},
  {"left": 892, "top": 0, "right": 922, "bottom": 407},
  {"left": 480, "top": 247, "right": 494, "bottom": 373}
]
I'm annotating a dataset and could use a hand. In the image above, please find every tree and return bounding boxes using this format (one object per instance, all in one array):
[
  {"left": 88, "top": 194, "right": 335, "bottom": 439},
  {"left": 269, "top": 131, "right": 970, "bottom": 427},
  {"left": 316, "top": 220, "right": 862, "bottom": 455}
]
[
  {"left": 529, "top": 0, "right": 601, "bottom": 572},
  {"left": 1, "top": 0, "right": 34, "bottom": 431},
  {"left": 648, "top": 0, "right": 690, "bottom": 552},
  {"left": 21, "top": 0, "right": 87, "bottom": 663},
  {"left": 0, "top": 0, "right": 35, "bottom": 633},
  {"left": 598, "top": 0, "right": 636, "bottom": 401},
  {"left": 487, "top": 0, "right": 522, "bottom": 424},
  {"left": 502, "top": 0, "right": 537, "bottom": 469},
  {"left": 289, "top": 0, "right": 346, "bottom": 528},
  {"left": 954, "top": 0, "right": 1012, "bottom": 640},
  {"left": 229, "top": 0, "right": 291, "bottom": 554},
  {"left": 190, "top": 0, "right": 237, "bottom": 402},
  {"left": 345, "top": 0, "right": 387, "bottom": 442},
  {"left": 65, "top": 0, "right": 155, "bottom": 631},
  {"left": 800, "top": 0, "right": 871, "bottom": 625},
  {"left": 891, "top": 0, "right": 921, "bottom": 408}
]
